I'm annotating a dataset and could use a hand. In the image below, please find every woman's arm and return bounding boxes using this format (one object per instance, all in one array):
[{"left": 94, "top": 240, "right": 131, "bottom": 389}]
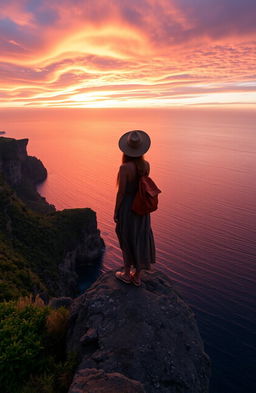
[{"left": 114, "top": 164, "right": 128, "bottom": 223}]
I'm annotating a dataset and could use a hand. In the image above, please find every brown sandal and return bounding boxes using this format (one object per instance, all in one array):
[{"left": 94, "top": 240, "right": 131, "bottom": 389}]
[{"left": 115, "top": 271, "right": 132, "bottom": 284}]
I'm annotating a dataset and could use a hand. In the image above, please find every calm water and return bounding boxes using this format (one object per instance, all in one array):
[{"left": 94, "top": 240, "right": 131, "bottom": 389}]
[{"left": 1, "top": 108, "right": 256, "bottom": 393}]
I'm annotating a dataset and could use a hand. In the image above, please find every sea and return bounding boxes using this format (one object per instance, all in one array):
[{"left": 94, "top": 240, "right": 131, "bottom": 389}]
[{"left": 1, "top": 107, "right": 255, "bottom": 393}]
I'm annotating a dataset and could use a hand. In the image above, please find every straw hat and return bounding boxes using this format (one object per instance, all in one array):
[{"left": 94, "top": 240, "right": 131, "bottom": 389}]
[{"left": 118, "top": 130, "right": 151, "bottom": 157}]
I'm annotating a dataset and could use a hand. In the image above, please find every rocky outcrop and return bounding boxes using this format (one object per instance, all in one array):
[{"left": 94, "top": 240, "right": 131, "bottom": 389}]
[
  {"left": 0, "top": 136, "right": 54, "bottom": 213},
  {"left": 66, "top": 270, "right": 211, "bottom": 393},
  {"left": 22, "top": 155, "right": 47, "bottom": 184}
]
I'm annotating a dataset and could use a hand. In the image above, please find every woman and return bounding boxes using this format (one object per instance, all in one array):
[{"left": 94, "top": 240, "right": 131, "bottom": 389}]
[{"left": 114, "top": 130, "right": 156, "bottom": 286}]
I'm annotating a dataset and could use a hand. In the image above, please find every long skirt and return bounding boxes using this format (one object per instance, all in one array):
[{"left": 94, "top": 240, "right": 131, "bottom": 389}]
[{"left": 115, "top": 193, "right": 156, "bottom": 271}]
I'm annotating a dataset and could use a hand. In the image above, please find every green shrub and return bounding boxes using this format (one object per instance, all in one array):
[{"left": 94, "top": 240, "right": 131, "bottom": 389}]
[
  {"left": 0, "top": 301, "right": 48, "bottom": 392},
  {"left": 0, "top": 299, "right": 77, "bottom": 393}
]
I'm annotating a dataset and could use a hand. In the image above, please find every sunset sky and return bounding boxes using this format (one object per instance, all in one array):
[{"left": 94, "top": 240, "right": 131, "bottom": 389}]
[{"left": 0, "top": 0, "right": 256, "bottom": 108}]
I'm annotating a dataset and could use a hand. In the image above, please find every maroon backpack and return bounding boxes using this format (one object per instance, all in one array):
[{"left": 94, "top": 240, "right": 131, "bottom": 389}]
[{"left": 132, "top": 175, "right": 161, "bottom": 215}]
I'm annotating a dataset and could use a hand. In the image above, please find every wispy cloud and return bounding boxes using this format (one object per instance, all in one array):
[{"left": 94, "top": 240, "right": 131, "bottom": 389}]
[{"left": 0, "top": 0, "right": 255, "bottom": 107}]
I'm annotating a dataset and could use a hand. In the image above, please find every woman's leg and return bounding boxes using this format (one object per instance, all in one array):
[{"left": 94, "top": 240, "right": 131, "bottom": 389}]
[{"left": 121, "top": 250, "right": 132, "bottom": 278}]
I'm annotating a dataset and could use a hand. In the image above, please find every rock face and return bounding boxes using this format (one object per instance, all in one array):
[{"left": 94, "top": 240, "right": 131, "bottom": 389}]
[
  {"left": 0, "top": 136, "right": 54, "bottom": 213},
  {"left": 67, "top": 270, "right": 210, "bottom": 393},
  {"left": 22, "top": 155, "right": 47, "bottom": 184},
  {"left": 55, "top": 208, "right": 105, "bottom": 297}
]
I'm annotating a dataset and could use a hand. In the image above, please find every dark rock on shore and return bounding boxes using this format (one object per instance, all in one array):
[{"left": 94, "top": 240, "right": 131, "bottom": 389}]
[{"left": 66, "top": 270, "right": 211, "bottom": 393}]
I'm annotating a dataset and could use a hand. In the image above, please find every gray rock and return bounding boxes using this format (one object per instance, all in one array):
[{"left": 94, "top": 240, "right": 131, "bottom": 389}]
[
  {"left": 68, "top": 368, "right": 146, "bottom": 393},
  {"left": 67, "top": 270, "right": 211, "bottom": 393}
]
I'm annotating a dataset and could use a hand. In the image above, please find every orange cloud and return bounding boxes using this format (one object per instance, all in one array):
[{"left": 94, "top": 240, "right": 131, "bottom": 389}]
[{"left": 0, "top": 0, "right": 255, "bottom": 107}]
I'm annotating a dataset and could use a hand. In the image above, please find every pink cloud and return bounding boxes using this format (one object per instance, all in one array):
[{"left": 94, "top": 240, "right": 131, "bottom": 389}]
[{"left": 0, "top": 0, "right": 255, "bottom": 107}]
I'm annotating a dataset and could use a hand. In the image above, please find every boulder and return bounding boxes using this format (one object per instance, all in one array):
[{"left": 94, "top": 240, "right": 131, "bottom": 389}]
[{"left": 67, "top": 270, "right": 210, "bottom": 393}]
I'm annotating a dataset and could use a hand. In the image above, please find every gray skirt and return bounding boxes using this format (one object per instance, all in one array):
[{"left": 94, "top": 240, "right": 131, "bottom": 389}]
[{"left": 115, "top": 193, "right": 156, "bottom": 270}]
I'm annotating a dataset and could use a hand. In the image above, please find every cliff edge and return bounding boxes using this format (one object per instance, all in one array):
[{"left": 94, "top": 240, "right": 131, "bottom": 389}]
[{"left": 66, "top": 270, "right": 211, "bottom": 393}]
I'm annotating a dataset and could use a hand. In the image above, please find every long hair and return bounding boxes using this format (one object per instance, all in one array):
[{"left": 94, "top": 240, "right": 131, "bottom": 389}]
[{"left": 116, "top": 154, "right": 147, "bottom": 186}]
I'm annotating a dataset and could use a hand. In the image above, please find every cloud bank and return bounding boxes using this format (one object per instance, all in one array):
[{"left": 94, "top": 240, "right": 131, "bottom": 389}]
[{"left": 0, "top": 0, "right": 255, "bottom": 107}]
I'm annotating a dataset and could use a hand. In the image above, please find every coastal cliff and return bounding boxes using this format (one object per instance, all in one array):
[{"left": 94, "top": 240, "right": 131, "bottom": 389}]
[
  {"left": 66, "top": 271, "right": 210, "bottom": 393},
  {"left": 0, "top": 136, "right": 104, "bottom": 300}
]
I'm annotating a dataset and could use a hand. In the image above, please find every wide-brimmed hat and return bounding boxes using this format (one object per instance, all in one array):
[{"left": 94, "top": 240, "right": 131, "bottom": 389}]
[{"left": 118, "top": 130, "right": 151, "bottom": 157}]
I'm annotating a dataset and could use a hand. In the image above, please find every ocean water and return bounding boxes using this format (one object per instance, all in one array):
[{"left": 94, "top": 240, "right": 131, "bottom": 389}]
[{"left": 1, "top": 107, "right": 256, "bottom": 393}]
